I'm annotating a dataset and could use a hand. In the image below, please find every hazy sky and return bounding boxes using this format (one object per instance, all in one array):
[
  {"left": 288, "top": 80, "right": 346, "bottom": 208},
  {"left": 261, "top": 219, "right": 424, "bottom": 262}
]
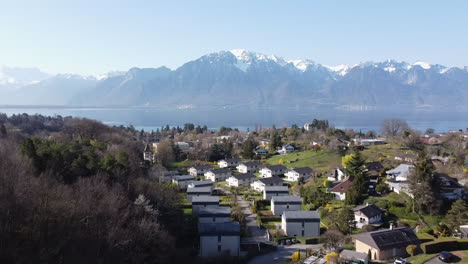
[{"left": 1, "top": 0, "right": 467, "bottom": 75}]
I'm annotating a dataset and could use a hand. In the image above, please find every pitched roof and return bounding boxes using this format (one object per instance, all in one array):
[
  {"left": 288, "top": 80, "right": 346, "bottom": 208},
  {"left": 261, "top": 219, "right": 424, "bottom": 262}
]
[
  {"left": 330, "top": 177, "right": 353, "bottom": 193},
  {"left": 265, "top": 164, "right": 287, "bottom": 171},
  {"left": 386, "top": 164, "right": 414, "bottom": 175},
  {"left": 198, "top": 206, "right": 231, "bottom": 217},
  {"left": 199, "top": 222, "right": 240, "bottom": 236},
  {"left": 366, "top": 161, "right": 383, "bottom": 172},
  {"left": 231, "top": 173, "right": 256, "bottom": 180},
  {"left": 340, "top": 250, "right": 368, "bottom": 261},
  {"left": 192, "top": 196, "right": 220, "bottom": 203},
  {"left": 207, "top": 168, "right": 231, "bottom": 174},
  {"left": 264, "top": 186, "right": 289, "bottom": 192},
  {"left": 271, "top": 195, "right": 302, "bottom": 203},
  {"left": 187, "top": 186, "right": 212, "bottom": 194},
  {"left": 283, "top": 210, "right": 319, "bottom": 219},
  {"left": 240, "top": 161, "right": 262, "bottom": 167},
  {"left": 292, "top": 167, "right": 313, "bottom": 174},
  {"left": 354, "top": 204, "right": 384, "bottom": 218},
  {"left": 258, "top": 176, "right": 283, "bottom": 185},
  {"left": 173, "top": 175, "right": 195, "bottom": 181},
  {"left": 189, "top": 180, "right": 213, "bottom": 187},
  {"left": 143, "top": 144, "right": 151, "bottom": 152},
  {"left": 352, "top": 227, "right": 419, "bottom": 250}
]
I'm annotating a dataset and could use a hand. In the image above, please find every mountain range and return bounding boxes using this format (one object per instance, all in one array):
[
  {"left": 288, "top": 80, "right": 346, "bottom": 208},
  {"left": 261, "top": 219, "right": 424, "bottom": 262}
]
[{"left": 2, "top": 50, "right": 468, "bottom": 109}]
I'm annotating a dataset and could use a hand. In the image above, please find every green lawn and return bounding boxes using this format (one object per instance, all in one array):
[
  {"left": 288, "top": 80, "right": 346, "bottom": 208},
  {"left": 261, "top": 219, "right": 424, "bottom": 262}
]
[{"left": 265, "top": 150, "right": 341, "bottom": 173}]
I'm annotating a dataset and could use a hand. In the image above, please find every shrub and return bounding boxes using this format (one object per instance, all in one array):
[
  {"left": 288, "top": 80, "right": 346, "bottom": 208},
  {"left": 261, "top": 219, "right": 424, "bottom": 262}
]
[
  {"left": 419, "top": 227, "right": 434, "bottom": 235},
  {"left": 304, "top": 237, "right": 320, "bottom": 244},
  {"left": 421, "top": 239, "right": 468, "bottom": 254},
  {"left": 406, "top": 244, "right": 418, "bottom": 256},
  {"left": 325, "top": 252, "right": 339, "bottom": 264},
  {"left": 291, "top": 251, "right": 300, "bottom": 262}
]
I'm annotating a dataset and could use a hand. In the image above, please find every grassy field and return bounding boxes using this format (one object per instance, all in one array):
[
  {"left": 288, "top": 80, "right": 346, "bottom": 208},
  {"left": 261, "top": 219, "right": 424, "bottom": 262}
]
[{"left": 265, "top": 150, "right": 341, "bottom": 173}]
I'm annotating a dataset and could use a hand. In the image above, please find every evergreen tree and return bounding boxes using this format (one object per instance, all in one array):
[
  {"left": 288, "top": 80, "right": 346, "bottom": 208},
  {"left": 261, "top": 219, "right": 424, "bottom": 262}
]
[
  {"left": 270, "top": 132, "right": 282, "bottom": 150},
  {"left": 241, "top": 138, "right": 257, "bottom": 159},
  {"left": 408, "top": 153, "right": 437, "bottom": 214},
  {"left": 445, "top": 200, "right": 468, "bottom": 231},
  {"left": 345, "top": 151, "right": 367, "bottom": 205},
  {"left": 0, "top": 123, "right": 6, "bottom": 136}
]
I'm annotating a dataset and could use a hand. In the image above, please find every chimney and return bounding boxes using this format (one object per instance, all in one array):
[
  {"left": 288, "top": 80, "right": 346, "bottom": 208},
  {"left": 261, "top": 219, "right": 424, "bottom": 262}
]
[{"left": 390, "top": 223, "right": 394, "bottom": 230}]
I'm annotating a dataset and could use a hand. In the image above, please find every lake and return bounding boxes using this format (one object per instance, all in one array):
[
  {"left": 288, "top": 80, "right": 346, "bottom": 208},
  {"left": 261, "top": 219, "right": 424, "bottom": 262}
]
[{"left": 0, "top": 105, "right": 467, "bottom": 133}]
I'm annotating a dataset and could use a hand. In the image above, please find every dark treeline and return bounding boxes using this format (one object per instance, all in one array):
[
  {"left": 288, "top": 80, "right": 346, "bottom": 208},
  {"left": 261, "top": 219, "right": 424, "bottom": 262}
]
[{"left": 0, "top": 114, "right": 198, "bottom": 263}]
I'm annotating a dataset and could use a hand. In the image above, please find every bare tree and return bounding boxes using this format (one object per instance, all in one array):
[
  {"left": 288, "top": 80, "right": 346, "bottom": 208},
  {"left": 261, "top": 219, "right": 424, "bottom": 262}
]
[
  {"left": 380, "top": 119, "right": 409, "bottom": 137},
  {"left": 320, "top": 230, "right": 345, "bottom": 251}
]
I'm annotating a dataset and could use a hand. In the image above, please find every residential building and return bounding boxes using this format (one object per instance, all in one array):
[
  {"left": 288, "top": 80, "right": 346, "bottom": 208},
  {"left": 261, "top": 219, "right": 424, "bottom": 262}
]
[
  {"left": 226, "top": 173, "right": 256, "bottom": 187},
  {"left": 278, "top": 144, "right": 295, "bottom": 154},
  {"left": 353, "top": 204, "right": 384, "bottom": 228},
  {"left": 436, "top": 173, "right": 467, "bottom": 200},
  {"left": 204, "top": 168, "right": 232, "bottom": 182},
  {"left": 251, "top": 176, "right": 283, "bottom": 192},
  {"left": 353, "top": 227, "right": 420, "bottom": 261},
  {"left": 192, "top": 196, "right": 220, "bottom": 215},
  {"left": 254, "top": 147, "right": 268, "bottom": 155},
  {"left": 354, "top": 139, "right": 386, "bottom": 146},
  {"left": 259, "top": 139, "right": 270, "bottom": 146},
  {"left": 218, "top": 158, "right": 241, "bottom": 168},
  {"left": 189, "top": 165, "right": 214, "bottom": 176},
  {"left": 365, "top": 161, "right": 384, "bottom": 177},
  {"left": 271, "top": 195, "right": 302, "bottom": 216},
  {"left": 172, "top": 175, "right": 195, "bottom": 190},
  {"left": 281, "top": 210, "right": 320, "bottom": 238},
  {"left": 387, "top": 182, "right": 413, "bottom": 198},
  {"left": 237, "top": 161, "right": 262, "bottom": 173},
  {"left": 329, "top": 177, "right": 353, "bottom": 200},
  {"left": 459, "top": 225, "right": 468, "bottom": 239},
  {"left": 263, "top": 186, "right": 289, "bottom": 200},
  {"left": 187, "top": 187, "right": 212, "bottom": 202},
  {"left": 175, "top": 141, "right": 191, "bottom": 151},
  {"left": 259, "top": 164, "right": 287, "bottom": 178},
  {"left": 199, "top": 222, "right": 240, "bottom": 257},
  {"left": 328, "top": 168, "right": 346, "bottom": 182},
  {"left": 285, "top": 167, "right": 313, "bottom": 182},
  {"left": 188, "top": 180, "right": 214, "bottom": 190},
  {"left": 143, "top": 144, "right": 153, "bottom": 162},
  {"left": 386, "top": 164, "right": 414, "bottom": 182},
  {"left": 198, "top": 206, "right": 231, "bottom": 224},
  {"left": 340, "top": 250, "right": 369, "bottom": 264}
]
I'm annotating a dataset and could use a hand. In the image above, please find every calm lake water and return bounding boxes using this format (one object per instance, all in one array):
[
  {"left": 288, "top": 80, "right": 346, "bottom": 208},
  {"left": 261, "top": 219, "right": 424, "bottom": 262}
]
[{"left": 0, "top": 106, "right": 467, "bottom": 133}]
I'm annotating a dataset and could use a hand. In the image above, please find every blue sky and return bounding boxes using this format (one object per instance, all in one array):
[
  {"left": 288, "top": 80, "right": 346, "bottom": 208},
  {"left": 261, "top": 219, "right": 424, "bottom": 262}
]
[{"left": 1, "top": 0, "right": 467, "bottom": 75}]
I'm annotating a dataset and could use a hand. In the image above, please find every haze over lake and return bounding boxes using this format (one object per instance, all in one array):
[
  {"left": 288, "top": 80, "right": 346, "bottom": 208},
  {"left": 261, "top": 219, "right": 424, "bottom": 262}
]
[{"left": 1, "top": 106, "right": 467, "bottom": 133}]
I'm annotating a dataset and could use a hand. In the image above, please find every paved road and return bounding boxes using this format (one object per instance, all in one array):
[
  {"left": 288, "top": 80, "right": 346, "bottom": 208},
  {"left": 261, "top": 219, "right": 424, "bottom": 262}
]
[
  {"left": 425, "top": 256, "right": 444, "bottom": 264},
  {"left": 248, "top": 244, "right": 321, "bottom": 264}
]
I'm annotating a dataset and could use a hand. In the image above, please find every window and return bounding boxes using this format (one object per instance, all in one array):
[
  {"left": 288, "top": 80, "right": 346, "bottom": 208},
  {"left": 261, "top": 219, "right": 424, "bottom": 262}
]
[
  {"left": 218, "top": 245, "right": 222, "bottom": 252},
  {"left": 286, "top": 205, "right": 289, "bottom": 209},
  {"left": 302, "top": 221, "right": 304, "bottom": 228},
  {"left": 302, "top": 230, "right": 304, "bottom": 237},
  {"left": 218, "top": 235, "right": 221, "bottom": 242},
  {"left": 213, "top": 217, "right": 216, "bottom": 222}
]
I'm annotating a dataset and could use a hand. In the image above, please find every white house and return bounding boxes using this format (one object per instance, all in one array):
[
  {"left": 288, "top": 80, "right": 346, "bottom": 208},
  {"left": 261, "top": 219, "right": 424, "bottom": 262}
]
[
  {"left": 254, "top": 147, "right": 268, "bottom": 155},
  {"left": 271, "top": 195, "right": 302, "bottom": 216},
  {"left": 187, "top": 187, "right": 212, "bottom": 202},
  {"left": 204, "top": 168, "right": 232, "bottom": 182},
  {"left": 175, "top": 141, "right": 191, "bottom": 151},
  {"left": 218, "top": 158, "right": 241, "bottom": 168},
  {"left": 188, "top": 180, "right": 214, "bottom": 190},
  {"left": 263, "top": 186, "right": 289, "bottom": 200},
  {"left": 189, "top": 165, "right": 214, "bottom": 176},
  {"left": 226, "top": 173, "right": 256, "bottom": 187},
  {"left": 143, "top": 144, "right": 153, "bottom": 162},
  {"left": 199, "top": 222, "right": 240, "bottom": 257},
  {"left": 386, "top": 164, "right": 414, "bottom": 182},
  {"left": 259, "top": 165, "right": 287, "bottom": 178},
  {"left": 236, "top": 161, "right": 262, "bottom": 173},
  {"left": 327, "top": 168, "right": 346, "bottom": 182},
  {"left": 329, "top": 177, "right": 353, "bottom": 200},
  {"left": 278, "top": 144, "right": 295, "bottom": 154},
  {"left": 172, "top": 175, "right": 195, "bottom": 190},
  {"left": 192, "top": 196, "right": 220, "bottom": 215},
  {"left": 281, "top": 210, "right": 320, "bottom": 238},
  {"left": 285, "top": 167, "right": 313, "bottom": 182},
  {"left": 353, "top": 204, "right": 384, "bottom": 228},
  {"left": 387, "top": 182, "right": 413, "bottom": 198},
  {"left": 198, "top": 206, "right": 231, "bottom": 224},
  {"left": 251, "top": 176, "right": 284, "bottom": 192}
]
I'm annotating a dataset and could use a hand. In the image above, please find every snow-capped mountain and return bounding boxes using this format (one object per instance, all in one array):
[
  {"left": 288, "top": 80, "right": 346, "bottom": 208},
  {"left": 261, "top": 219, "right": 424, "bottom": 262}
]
[{"left": 2, "top": 50, "right": 468, "bottom": 108}]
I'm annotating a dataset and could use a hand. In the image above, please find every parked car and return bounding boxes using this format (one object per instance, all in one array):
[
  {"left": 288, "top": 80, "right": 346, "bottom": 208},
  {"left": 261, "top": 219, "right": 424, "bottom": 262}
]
[
  {"left": 394, "top": 257, "right": 408, "bottom": 264},
  {"left": 439, "top": 251, "right": 453, "bottom": 262}
]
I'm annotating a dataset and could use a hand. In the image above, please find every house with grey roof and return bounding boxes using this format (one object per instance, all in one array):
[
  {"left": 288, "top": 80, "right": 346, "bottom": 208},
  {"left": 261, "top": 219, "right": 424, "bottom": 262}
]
[
  {"left": 226, "top": 173, "right": 256, "bottom": 187},
  {"left": 189, "top": 164, "right": 214, "bottom": 176},
  {"left": 251, "top": 176, "right": 283, "bottom": 192},
  {"left": 172, "top": 175, "right": 195, "bottom": 190},
  {"left": 271, "top": 195, "right": 302, "bottom": 216},
  {"left": 199, "top": 221, "right": 240, "bottom": 257},
  {"left": 281, "top": 210, "right": 320, "bottom": 238},
  {"left": 204, "top": 168, "right": 232, "bottom": 182},
  {"left": 192, "top": 196, "right": 220, "bottom": 215},
  {"left": 187, "top": 187, "right": 212, "bottom": 202},
  {"left": 218, "top": 158, "right": 241, "bottom": 168},
  {"left": 237, "top": 161, "right": 262, "bottom": 173},
  {"left": 263, "top": 185, "right": 289, "bottom": 200},
  {"left": 285, "top": 167, "right": 313, "bottom": 182},
  {"left": 259, "top": 164, "right": 287, "bottom": 178},
  {"left": 198, "top": 206, "right": 231, "bottom": 224},
  {"left": 353, "top": 204, "right": 384, "bottom": 228},
  {"left": 386, "top": 164, "right": 414, "bottom": 182},
  {"left": 188, "top": 180, "right": 214, "bottom": 190},
  {"left": 353, "top": 227, "right": 420, "bottom": 260}
]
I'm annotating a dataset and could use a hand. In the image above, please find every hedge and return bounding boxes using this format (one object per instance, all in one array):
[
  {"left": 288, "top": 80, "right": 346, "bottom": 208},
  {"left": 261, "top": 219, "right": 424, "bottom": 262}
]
[
  {"left": 260, "top": 216, "right": 281, "bottom": 223},
  {"left": 421, "top": 239, "right": 468, "bottom": 254},
  {"left": 304, "top": 237, "right": 320, "bottom": 244}
]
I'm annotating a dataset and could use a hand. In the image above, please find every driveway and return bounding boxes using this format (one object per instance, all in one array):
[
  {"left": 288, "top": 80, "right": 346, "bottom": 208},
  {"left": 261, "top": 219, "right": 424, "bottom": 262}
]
[
  {"left": 237, "top": 196, "right": 266, "bottom": 241},
  {"left": 248, "top": 244, "right": 321, "bottom": 264}
]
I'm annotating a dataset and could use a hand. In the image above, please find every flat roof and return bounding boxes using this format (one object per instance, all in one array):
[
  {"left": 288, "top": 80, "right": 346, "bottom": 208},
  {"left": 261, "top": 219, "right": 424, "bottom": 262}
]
[
  {"left": 264, "top": 186, "right": 289, "bottom": 192},
  {"left": 283, "top": 210, "right": 320, "bottom": 219}
]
